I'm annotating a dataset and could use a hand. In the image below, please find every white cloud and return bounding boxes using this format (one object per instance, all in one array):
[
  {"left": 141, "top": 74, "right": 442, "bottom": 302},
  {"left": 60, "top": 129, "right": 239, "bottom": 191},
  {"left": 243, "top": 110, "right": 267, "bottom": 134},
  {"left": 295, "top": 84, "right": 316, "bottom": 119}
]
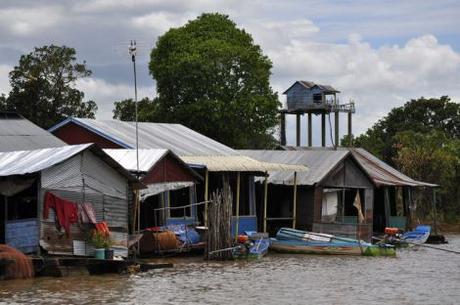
[
  {"left": 0, "top": 6, "right": 63, "bottom": 35},
  {"left": 132, "top": 11, "right": 191, "bottom": 33},
  {"left": 0, "top": 65, "right": 11, "bottom": 95},
  {"left": 273, "top": 34, "right": 460, "bottom": 145},
  {"left": 76, "top": 78, "right": 155, "bottom": 119}
]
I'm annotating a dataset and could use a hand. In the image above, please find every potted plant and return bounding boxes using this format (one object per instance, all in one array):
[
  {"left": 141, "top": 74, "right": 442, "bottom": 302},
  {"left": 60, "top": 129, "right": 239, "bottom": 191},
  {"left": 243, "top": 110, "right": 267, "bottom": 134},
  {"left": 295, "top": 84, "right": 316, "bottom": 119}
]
[{"left": 88, "top": 230, "right": 112, "bottom": 259}]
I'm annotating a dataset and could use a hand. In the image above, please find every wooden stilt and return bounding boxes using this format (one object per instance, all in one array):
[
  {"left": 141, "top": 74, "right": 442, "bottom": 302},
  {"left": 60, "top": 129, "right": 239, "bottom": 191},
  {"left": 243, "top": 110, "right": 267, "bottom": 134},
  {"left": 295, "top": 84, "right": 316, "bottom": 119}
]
[
  {"left": 432, "top": 189, "right": 438, "bottom": 235},
  {"left": 296, "top": 113, "right": 301, "bottom": 146},
  {"left": 334, "top": 111, "right": 339, "bottom": 148},
  {"left": 384, "top": 188, "right": 391, "bottom": 228},
  {"left": 204, "top": 169, "right": 209, "bottom": 227},
  {"left": 280, "top": 112, "right": 286, "bottom": 146},
  {"left": 292, "top": 172, "right": 297, "bottom": 228},
  {"left": 348, "top": 112, "right": 353, "bottom": 146},
  {"left": 307, "top": 113, "right": 312, "bottom": 147},
  {"left": 235, "top": 172, "right": 241, "bottom": 240},
  {"left": 263, "top": 173, "right": 268, "bottom": 233},
  {"left": 321, "top": 113, "right": 326, "bottom": 147}
]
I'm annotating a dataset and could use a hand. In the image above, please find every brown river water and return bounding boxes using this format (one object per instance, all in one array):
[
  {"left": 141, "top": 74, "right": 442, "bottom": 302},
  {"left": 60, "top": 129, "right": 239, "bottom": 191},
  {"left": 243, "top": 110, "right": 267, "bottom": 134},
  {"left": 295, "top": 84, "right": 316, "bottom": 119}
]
[{"left": 1, "top": 235, "right": 460, "bottom": 305}]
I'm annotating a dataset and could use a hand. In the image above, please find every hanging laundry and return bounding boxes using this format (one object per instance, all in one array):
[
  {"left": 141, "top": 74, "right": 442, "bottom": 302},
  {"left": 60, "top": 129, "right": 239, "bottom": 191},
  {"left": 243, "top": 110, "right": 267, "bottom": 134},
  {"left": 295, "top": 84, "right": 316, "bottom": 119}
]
[
  {"left": 43, "top": 192, "right": 78, "bottom": 237},
  {"left": 79, "top": 202, "right": 97, "bottom": 224}
]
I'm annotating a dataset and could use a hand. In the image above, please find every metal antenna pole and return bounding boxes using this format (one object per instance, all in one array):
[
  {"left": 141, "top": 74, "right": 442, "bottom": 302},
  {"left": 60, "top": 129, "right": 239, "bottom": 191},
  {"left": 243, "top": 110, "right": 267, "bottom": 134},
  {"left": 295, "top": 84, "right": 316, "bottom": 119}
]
[{"left": 129, "top": 40, "right": 139, "bottom": 176}]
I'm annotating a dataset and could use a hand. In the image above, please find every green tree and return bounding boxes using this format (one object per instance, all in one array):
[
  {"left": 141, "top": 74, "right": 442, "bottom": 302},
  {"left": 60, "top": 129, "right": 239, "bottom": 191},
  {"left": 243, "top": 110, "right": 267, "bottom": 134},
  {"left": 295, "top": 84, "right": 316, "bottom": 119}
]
[
  {"left": 4, "top": 45, "right": 97, "bottom": 129},
  {"left": 113, "top": 98, "right": 158, "bottom": 122},
  {"left": 0, "top": 94, "right": 6, "bottom": 111},
  {"left": 351, "top": 96, "right": 460, "bottom": 163},
  {"left": 148, "top": 13, "right": 280, "bottom": 148},
  {"left": 393, "top": 130, "right": 460, "bottom": 220}
]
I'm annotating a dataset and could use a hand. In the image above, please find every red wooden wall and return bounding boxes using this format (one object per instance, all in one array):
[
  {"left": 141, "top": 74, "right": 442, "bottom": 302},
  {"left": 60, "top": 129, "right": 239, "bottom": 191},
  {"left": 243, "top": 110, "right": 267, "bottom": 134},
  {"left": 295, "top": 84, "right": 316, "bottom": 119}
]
[
  {"left": 52, "top": 122, "right": 124, "bottom": 149},
  {"left": 142, "top": 155, "right": 197, "bottom": 184}
]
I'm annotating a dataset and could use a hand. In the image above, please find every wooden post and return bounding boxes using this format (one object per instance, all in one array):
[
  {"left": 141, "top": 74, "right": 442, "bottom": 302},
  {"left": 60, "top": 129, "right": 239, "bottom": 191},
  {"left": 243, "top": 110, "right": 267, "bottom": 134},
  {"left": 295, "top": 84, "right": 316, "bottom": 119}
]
[
  {"left": 348, "top": 112, "right": 353, "bottom": 146},
  {"left": 263, "top": 173, "right": 268, "bottom": 233},
  {"left": 132, "top": 190, "right": 139, "bottom": 233},
  {"left": 137, "top": 190, "right": 140, "bottom": 254},
  {"left": 292, "top": 172, "right": 297, "bottom": 228},
  {"left": 321, "top": 113, "right": 326, "bottom": 147},
  {"left": 432, "top": 188, "right": 438, "bottom": 235},
  {"left": 307, "top": 113, "right": 312, "bottom": 147},
  {"left": 334, "top": 111, "right": 339, "bottom": 148},
  {"left": 384, "top": 187, "right": 391, "bottom": 228},
  {"left": 280, "top": 112, "right": 286, "bottom": 146},
  {"left": 4, "top": 196, "right": 7, "bottom": 244},
  {"left": 296, "top": 113, "right": 301, "bottom": 147},
  {"left": 204, "top": 169, "right": 209, "bottom": 227},
  {"left": 235, "top": 172, "right": 241, "bottom": 240}
]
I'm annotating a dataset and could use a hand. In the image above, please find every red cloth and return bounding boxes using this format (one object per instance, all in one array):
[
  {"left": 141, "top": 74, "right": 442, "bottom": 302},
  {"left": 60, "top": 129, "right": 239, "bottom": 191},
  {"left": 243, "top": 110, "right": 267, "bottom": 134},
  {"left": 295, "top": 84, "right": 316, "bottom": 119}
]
[
  {"left": 95, "top": 222, "right": 110, "bottom": 237},
  {"left": 43, "top": 192, "right": 78, "bottom": 237}
]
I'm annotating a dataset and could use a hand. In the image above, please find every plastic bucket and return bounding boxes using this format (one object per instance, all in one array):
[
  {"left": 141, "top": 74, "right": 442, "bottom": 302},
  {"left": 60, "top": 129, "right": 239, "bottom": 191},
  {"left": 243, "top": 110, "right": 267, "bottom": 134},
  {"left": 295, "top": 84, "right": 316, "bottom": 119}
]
[
  {"left": 105, "top": 249, "right": 114, "bottom": 260},
  {"left": 94, "top": 248, "right": 105, "bottom": 259}
]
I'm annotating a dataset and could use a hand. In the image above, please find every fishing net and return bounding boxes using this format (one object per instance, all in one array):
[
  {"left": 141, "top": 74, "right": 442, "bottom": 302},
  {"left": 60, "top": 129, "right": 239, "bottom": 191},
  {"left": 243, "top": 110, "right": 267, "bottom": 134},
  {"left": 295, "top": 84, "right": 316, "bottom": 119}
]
[{"left": 0, "top": 244, "right": 34, "bottom": 279}]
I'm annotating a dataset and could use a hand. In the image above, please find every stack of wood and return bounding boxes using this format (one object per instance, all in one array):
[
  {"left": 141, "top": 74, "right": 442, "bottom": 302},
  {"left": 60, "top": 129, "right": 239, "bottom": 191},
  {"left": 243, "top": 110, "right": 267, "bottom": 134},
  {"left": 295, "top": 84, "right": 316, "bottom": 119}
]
[{"left": 206, "top": 181, "right": 233, "bottom": 260}]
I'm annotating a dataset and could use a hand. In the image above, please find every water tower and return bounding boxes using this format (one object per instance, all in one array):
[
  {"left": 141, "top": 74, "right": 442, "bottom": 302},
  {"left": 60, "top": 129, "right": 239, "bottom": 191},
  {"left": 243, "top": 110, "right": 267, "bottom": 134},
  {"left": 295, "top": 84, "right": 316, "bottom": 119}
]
[{"left": 279, "top": 81, "right": 355, "bottom": 147}]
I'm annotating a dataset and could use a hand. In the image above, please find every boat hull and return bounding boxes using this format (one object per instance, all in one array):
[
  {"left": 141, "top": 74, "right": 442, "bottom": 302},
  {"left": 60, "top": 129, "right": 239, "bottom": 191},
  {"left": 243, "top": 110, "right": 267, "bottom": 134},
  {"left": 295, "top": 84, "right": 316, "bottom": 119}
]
[
  {"left": 270, "top": 228, "right": 396, "bottom": 257},
  {"left": 270, "top": 239, "right": 395, "bottom": 256}
]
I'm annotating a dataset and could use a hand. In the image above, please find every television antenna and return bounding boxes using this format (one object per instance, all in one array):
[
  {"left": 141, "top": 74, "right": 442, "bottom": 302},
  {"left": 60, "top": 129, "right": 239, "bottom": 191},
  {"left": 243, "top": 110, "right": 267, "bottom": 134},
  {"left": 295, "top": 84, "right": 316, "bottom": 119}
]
[{"left": 128, "top": 40, "right": 140, "bottom": 176}]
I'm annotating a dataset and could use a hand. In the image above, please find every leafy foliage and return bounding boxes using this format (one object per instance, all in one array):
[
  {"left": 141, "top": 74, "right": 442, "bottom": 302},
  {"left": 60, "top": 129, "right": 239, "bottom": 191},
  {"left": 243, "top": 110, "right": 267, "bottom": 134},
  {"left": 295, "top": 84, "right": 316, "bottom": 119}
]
[
  {"left": 113, "top": 98, "right": 159, "bottom": 122},
  {"left": 147, "top": 13, "right": 280, "bottom": 149},
  {"left": 351, "top": 96, "right": 460, "bottom": 163},
  {"left": 2, "top": 45, "right": 97, "bottom": 129},
  {"left": 347, "top": 96, "right": 460, "bottom": 221}
]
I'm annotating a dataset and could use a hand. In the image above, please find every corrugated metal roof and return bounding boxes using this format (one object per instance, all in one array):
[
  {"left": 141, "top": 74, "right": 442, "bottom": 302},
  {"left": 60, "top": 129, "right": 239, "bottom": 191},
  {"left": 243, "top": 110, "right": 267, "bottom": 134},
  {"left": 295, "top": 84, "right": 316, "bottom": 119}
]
[
  {"left": 350, "top": 148, "right": 437, "bottom": 187},
  {"left": 240, "top": 150, "right": 348, "bottom": 185},
  {"left": 50, "top": 118, "right": 238, "bottom": 157},
  {"left": 283, "top": 81, "right": 340, "bottom": 94},
  {"left": 103, "top": 149, "right": 168, "bottom": 172},
  {"left": 281, "top": 146, "right": 435, "bottom": 187},
  {"left": 0, "top": 144, "right": 141, "bottom": 187},
  {"left": 181, "top": 155, "right": 308, "bottom": 173},
  {"left": 0, "top": 144, "right": 92, "bottom": 176},
  {"left": 0, "top": 112, "right": 67, "bottom": 152}
]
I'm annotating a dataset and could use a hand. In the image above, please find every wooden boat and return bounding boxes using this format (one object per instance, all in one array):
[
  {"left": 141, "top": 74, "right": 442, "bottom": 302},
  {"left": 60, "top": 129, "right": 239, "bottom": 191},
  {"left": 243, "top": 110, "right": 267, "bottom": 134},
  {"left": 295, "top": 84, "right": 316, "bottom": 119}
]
[
  {"left": 270, "top": 228, "right": 395, "bottom": 257},
  {"left": 401, "top": 225, "right": 431, "bottom": 245}
]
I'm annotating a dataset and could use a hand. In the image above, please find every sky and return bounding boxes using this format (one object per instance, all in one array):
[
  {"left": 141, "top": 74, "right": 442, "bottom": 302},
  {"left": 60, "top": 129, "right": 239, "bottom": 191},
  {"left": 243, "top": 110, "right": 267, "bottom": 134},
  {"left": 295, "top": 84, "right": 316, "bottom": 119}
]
[{"left": 0, "top": 0, "right": 459, "bottom": 146}]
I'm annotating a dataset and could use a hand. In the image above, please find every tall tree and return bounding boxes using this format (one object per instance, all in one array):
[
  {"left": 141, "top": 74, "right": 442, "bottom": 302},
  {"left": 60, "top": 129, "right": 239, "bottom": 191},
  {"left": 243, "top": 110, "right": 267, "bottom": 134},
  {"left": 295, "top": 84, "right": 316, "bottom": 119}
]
[
  {"left": 4, "top": 45, "right": 97, "bottom": 129},
  {"left": 351, "top": 96, "right": 460, "bottom": 163},
  {"left": 148, "top": 13, "right": 280, "bottom": 148},
  {"left": 393, "top": 131, "right": 460, "bottom": 219},
  {"left": 113, "top": 98, "right": 158, "bottom": 122}
]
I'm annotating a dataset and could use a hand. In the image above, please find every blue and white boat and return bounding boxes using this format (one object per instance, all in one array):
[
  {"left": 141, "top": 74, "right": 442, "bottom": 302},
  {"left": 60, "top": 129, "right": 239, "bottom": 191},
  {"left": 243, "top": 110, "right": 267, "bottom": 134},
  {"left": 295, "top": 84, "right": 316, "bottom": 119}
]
[
  {"left": 270, "top": 228, "right": 396, "bottom": 256},
  {"left": 401, "top": 225, "right": 431, "bottom": 245}
]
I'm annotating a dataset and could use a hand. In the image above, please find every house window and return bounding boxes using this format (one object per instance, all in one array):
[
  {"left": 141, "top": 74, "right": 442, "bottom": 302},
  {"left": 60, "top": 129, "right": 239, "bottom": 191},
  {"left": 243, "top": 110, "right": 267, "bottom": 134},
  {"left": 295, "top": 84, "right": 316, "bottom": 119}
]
[
  {"left": 313, "top": 94, "right": 323, "bottom": 103},
  {"left": 169, "top": 188, "right": 191, "bottom": 218}
]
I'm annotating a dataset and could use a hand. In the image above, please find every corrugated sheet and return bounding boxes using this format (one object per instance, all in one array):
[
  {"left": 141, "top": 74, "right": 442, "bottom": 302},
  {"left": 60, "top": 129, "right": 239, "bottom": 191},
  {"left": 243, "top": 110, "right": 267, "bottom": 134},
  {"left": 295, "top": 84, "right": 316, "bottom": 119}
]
[
  {"left": 281, "top": 146, "right": 435, "bottom": 187},
  {"left": 50, "top": 118, "right": 238, "bottom": 156},
  {"left": 240, "top": 149, "right": 349, "bottom": 185},
  {"left": 350, "top": 148, "right": 436, "bottom": 187},
  {"left": 283, "top": 81, "right": 340, "bottom": 94},
  {"left": 0, "top": 144, "right": 141, "bottom": 189},
  {"left": 181, "top": 155, "right": 308, "bottom": 173},
  {"left": 104, "top": 148, "right": 168, "bottom": 172},
  {"left": 0, "top": 112, "right": 66, "bottom": 152},
  {"left": 0, "top": 144, "right": 92, "bottom": 176}
]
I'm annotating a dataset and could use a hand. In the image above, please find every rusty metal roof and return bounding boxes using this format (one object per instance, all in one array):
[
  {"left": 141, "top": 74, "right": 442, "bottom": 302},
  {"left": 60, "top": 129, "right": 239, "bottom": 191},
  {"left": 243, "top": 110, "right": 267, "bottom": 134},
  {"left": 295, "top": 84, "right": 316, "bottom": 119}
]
[
  {"left": 283, "top": 81, "right": 340, "bottom": 94},
  {"left": 350, "top": 148, "right": 437, "bottom": 187},
  {"left": 281, "top": 146, "right": 436, "bottom": 187},
  {"left": 240, "top": 149, "right": 347, "bottom": 185}
]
